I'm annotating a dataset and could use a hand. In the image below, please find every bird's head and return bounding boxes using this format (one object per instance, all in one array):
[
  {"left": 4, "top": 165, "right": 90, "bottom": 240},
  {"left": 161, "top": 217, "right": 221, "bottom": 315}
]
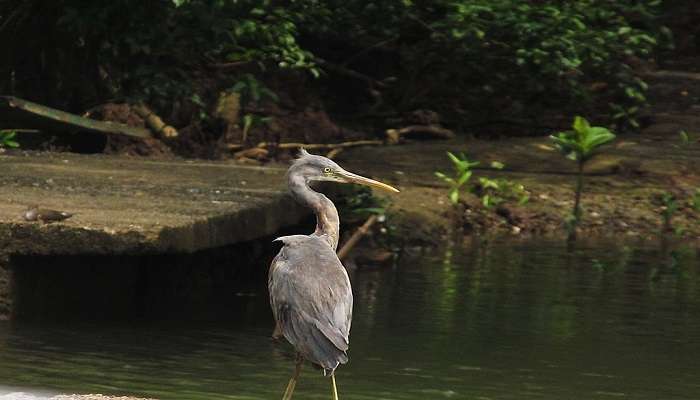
[{"left": 290, "top": 148, "right": 399, "bottom": 193}]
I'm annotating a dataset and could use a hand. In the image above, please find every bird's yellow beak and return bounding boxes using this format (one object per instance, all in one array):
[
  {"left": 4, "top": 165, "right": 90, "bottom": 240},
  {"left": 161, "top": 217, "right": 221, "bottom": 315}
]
[{"left": 336, "top": 170, "right": 400, "bottom": 193}]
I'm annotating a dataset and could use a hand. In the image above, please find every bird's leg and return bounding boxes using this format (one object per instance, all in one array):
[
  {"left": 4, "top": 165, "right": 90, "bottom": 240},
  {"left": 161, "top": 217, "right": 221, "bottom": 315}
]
[
  {"left": 330, "top": 372, "right": 339, "bottom": 400},
  {"left": 282, "top": 354, "right": 303, "bottom": 400}
]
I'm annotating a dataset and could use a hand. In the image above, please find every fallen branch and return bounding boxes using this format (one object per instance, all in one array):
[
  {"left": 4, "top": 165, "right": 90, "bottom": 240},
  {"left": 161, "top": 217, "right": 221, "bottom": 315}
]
[
  {"left": 0, "top": 96, "right": 152, "bottom": 139},
  {"left": 2, "top": 129, "right": 39, "bottom": 133},
  {"left": 256, "top": 139, "right": 383, "bottom": 150},
  {"left": 208, "top": 61, "right": 253, "bottom": 70},
  {"left": 234, "top": 147, "right": 268, "bottom": 160},
  {"left": 227, "top": 139, "right": 386, "bottom": 154},
  {"left": 315, "top": 57, "right": 387, "bottom": 89},
  {"left": 386, "top": 125, "right": 455, "bottom": 144},
  {"left": 326, "top": 148, "right": 344, "bottom": 159},
  {"left": 341, "top": 37, "right": 399, "bottom": 67},
  {"left": 132, "top": 103, "right": 178, "bottom": 139},
  {"left": 337, "top": 215, "right": 378, "bottom": 260}
]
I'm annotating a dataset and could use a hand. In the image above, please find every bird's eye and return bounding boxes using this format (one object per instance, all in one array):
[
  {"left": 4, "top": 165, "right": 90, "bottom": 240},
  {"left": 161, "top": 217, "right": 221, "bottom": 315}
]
[{"left": 323, "top": 167, "right": 332, "bottom": 174}]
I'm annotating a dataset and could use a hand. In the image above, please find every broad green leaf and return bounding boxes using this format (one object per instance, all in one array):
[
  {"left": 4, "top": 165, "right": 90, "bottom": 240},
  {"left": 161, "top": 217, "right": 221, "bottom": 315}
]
[
  {"left": 446, "top": 152, "right": 461, "bottom": 166},
  {"left": 456, "top": 170, "right": 472, "bottom": 186},
  {"left": 584, "top": 132, "right": 615, "bottom": 150}
]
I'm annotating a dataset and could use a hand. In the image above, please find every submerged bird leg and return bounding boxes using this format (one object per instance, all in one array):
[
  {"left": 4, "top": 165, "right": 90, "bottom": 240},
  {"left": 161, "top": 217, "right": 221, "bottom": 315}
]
[
  {"left": 282, "top": 354, "right": 304, "bottom": 400},
  {"left": 330, "top": 372, "right": 339, "bottom": 400}
]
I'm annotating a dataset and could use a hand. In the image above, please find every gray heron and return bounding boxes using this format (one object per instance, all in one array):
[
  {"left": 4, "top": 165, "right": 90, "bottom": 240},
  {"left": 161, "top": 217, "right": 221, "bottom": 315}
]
[{"left": 269, "top": 149, "right": 399, "bottom": 400}]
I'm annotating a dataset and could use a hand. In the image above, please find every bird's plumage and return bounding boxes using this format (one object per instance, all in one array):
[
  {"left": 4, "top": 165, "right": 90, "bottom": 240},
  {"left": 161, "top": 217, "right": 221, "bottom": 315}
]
[
  {"left": 268, "top": 150, "right": 397, "bottom": 394},
  {"left": 269, "top": 234, "right": 353, "bottom": 374}
]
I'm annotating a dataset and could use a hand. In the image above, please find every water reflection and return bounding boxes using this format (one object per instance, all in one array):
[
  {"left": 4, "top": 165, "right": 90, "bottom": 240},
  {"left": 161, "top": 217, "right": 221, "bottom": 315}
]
[{"left": 0, "top": 239, "right": 698, "bottom": 399}]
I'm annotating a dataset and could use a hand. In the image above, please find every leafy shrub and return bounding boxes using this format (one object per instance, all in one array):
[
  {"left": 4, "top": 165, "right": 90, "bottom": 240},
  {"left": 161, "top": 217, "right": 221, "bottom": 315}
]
[
  {"left": 551, "top": 116, "right": 616, "bottom": 240},
  {"left": 436, "top": 153, "right": 529, "bottom": 208},
  {"left": 435, "top": 152, "right": 480, "bottom": 204},
  {"left": 474, "top": 177, "right": 530, "bottom": 208}
]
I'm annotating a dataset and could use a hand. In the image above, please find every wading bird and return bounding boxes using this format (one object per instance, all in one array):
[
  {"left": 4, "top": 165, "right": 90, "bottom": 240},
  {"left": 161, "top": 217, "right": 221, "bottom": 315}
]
[{"left": 269, "top": 149, "right": 399, "bottom": 400}]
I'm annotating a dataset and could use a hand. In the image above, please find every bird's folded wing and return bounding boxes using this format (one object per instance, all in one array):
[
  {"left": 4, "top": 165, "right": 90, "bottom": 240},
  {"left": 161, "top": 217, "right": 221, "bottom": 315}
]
[{"left": 269, "top": 252, "right": 352, "bottom": 352}]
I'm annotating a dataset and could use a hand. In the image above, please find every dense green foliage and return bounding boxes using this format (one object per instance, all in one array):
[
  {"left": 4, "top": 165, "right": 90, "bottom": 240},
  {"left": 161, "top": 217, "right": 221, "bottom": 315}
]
[
  {"left": 380, "top": 1, "right": 663, "bottom": 128},
  {"left": 0, "top": 1, "right": 314, "bottom": 111},
  {"left": 0, "top": 0, "right": 668, "bottom": 134}
]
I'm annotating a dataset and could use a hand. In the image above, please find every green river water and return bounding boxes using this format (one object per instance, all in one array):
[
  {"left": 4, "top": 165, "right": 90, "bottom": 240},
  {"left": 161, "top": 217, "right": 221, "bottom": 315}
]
[{"left": 0, "top": 239, "right": 699, "bottom": 399}]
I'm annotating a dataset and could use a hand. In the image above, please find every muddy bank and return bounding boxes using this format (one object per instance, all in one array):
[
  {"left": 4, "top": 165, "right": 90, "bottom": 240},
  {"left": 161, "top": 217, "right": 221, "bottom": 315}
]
[{"left": 338, "top": 132, "right": 700, "bottom": 246}]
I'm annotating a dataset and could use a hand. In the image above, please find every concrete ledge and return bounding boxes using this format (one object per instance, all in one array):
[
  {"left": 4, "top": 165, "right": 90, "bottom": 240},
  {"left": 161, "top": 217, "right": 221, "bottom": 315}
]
[{"left": 0, "top": 152, "right": 306, "bottom": 255}]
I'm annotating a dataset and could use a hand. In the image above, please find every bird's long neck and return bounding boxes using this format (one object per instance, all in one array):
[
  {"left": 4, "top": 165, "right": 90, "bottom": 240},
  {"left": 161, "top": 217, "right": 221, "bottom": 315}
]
[{"left": 288, "top": 171, "right": 340, "bottom": 250}]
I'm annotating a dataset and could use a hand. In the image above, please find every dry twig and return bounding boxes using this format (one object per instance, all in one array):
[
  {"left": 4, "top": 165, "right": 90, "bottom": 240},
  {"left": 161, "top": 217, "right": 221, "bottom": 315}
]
[
  {"left": 256, "top": 140, "right": 383, "bottom": 150},
  {"left": 386, "top": 125, "right": 455, "bottom": 144},
  {"left": 337, "top": 215, "right": 378, "bottom": 260},
  {"left": 133, "top": 103, "right": 178, "bottom": 138}
]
